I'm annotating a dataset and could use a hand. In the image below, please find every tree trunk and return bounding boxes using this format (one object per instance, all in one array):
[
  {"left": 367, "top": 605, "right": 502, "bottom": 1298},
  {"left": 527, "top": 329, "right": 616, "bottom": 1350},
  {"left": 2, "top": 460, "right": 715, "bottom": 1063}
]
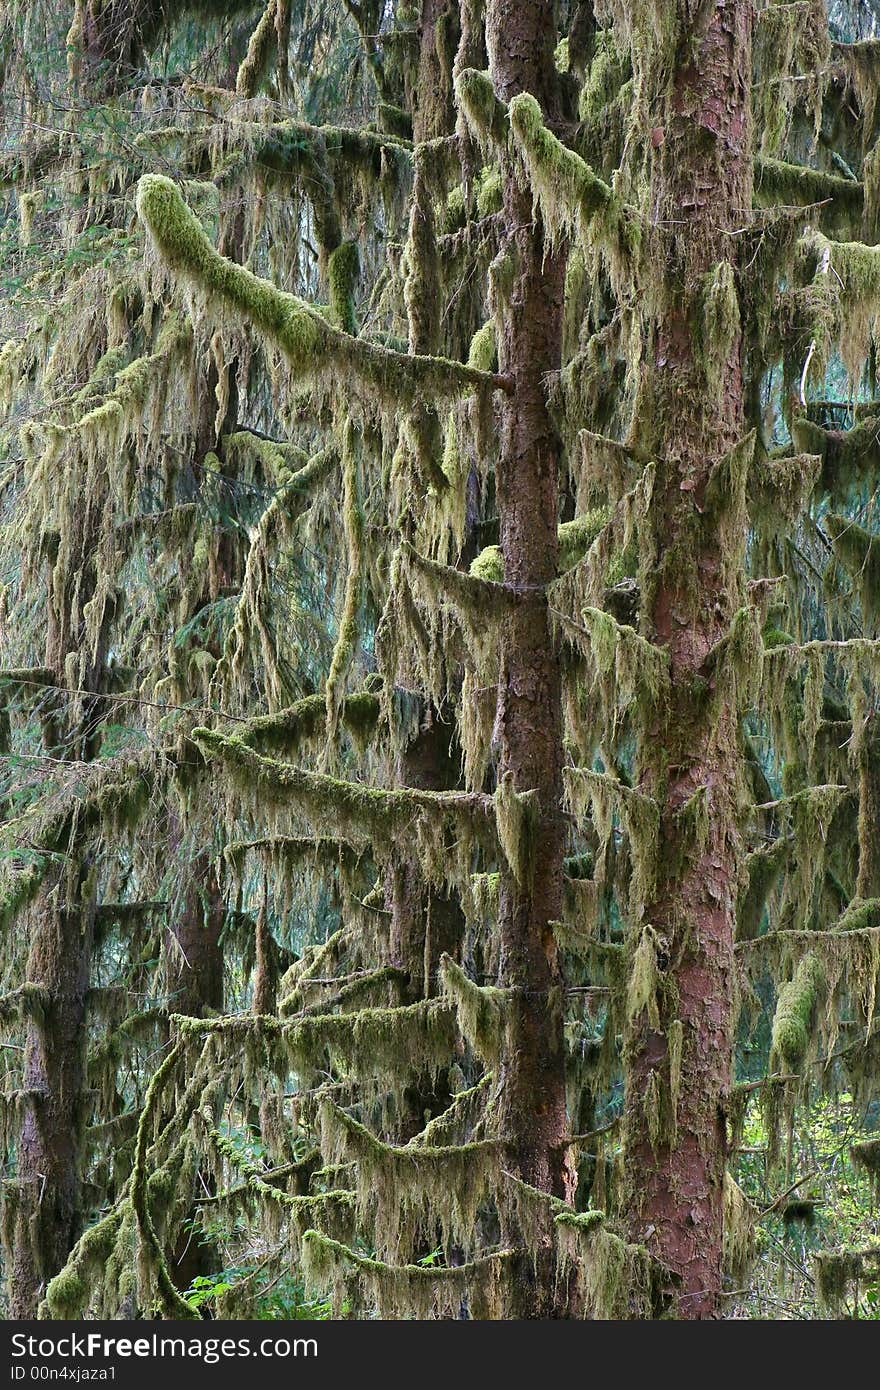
[
  {"left": 165, "top": 854, "right": 225, "bottom": 1021},
  {"left": 10, "top": 891, "right": 94, "bottom": 1317},
  {"left": 486, "top": 0, "right": 574, "bottom": 1316},
  {"left": 164, "top": 851, "right": 225, "bottom": 1295},
  {"left": 412, "top": 0, "right": 460, "bottom": 145},
  {"left": 389, "top": 708, "right": 465, "bottom": 1001},
  {"left": 857, "top": 733, "right": 880, "bottom": 899},
  {"left": 622, "top": 0, "right": 753, "bottom": 1319},
  {"left": 9, "top": 550, "right": 112, "bottom": 1315}
]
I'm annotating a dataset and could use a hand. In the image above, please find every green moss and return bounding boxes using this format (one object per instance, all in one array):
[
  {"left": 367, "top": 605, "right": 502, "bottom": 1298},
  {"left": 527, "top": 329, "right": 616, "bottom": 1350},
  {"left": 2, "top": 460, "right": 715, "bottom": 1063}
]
[
  {"left": 476, "top": 167, "right": 503, "bottom": 218},
  {"left": 698, "top": 261, "right": 740, "bottom": 395},
  {"left": 439, "top": 953, "right": 510, "bottom": 1066},
  {"left": 507, "top": 92, "right": 620, "bottom": 254},
  {"left": 469, "top": 508, "right": 615, "bottom": 584},
  {"left": 793, "top": 416, "right": 880, "bottom": 502},
  {"left": 469, "top": 545, "right": 504, "bottom": 582},
  {"left": 454, "top": 69, "right": 509, "bottom": 151},
  {"left": 44, "top": 1266, "right": 87, "bottom": 1319},
  {"left": 136, "top": 175, "right": 501, "bottom": 413},
  {"left": 826, "top": 513, "right": 880, "bottom": 628},
  {"left": 815, "top": 1240, "right": 880, "bottom": 1312},
  {"left": 836, "top": 897, "right": 880, "bottom": 933},
  {"left": 327, "top": 241, "right": 360, "bottom": 335},
  {"left": 755, "top": 158, "right": 863, "bottom": 237},
  {"left": 762, "top": 627, "right": 795, "bottom": 648},
  {"left": 236, "top": 0, "right": 280, "bottom": 98},
  {"left": 737, "top": 839, "right": 789, "bottom": 942},
  {"left": 771, "top": 953, "right": 825, "bottom": 1071},
  {"left": 558, "top": 508, "right": 614, "bottom": 572},
  {"left": 467, "top": 320, "right": 497, "bottom": 373}
]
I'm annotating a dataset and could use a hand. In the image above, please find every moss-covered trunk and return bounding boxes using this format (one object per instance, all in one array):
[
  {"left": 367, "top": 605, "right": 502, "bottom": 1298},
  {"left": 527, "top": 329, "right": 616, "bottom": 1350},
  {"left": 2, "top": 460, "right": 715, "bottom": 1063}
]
[
  {"left": 486, "top": 0, "right": 573, "bottom": 1315},
  {"left": 857, "top": 738, "right": 880, "bottom": 898},
  {"left": 10, "top": 891, "right": 94, "bottom": 1318},
  {"left": 167, "top": 853, "right": 225, "bottom": 1021},
  {"left": 9, "top": 550, "right": 111, "bottom": 1315},
  {"left": 622, "top": 0, "right": 753, "bottom": 1319},
  {"left": 412, "top": 0, "right": 460, "bottom": 145}
]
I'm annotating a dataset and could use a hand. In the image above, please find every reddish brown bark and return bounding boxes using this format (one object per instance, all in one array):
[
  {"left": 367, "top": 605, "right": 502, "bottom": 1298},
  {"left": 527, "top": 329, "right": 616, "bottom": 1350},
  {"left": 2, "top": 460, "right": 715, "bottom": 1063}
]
[
  {"left": 486, "top": 0, "right": 574, "bottom": 1315},
  {"left": 622, "top": 0, "right": 753, "bottom": 1319},
  {"left": 166, "top": 855, "right": 225, "bottom": 1020}
]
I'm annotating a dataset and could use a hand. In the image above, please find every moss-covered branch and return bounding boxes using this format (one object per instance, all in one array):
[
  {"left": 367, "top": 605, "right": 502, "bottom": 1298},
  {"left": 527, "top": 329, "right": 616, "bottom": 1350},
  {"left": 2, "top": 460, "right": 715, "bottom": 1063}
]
[
  {"left": 136, "top": 176, "right": 511, "bottom": 412},
  {"left": 191, "top": 726, "right": 497, "bottom": 880}
]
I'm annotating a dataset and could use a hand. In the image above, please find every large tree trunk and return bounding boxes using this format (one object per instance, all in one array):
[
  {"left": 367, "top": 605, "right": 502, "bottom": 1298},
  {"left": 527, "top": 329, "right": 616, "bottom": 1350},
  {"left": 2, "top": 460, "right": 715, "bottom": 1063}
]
[
  {"left": 410, "top": 0, "right": 460, "bottom": 144},
  {"left": 485, "top": 0, "right": 574, "bottom": 1317},
  {"left": 622, "top": 0, "right": 753, "bottom": 1319}
]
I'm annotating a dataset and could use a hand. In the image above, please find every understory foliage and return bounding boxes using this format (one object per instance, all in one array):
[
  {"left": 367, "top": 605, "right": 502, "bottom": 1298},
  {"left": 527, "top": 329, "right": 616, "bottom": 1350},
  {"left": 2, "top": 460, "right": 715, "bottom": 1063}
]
[{"left": 0, "top": 0, "right": 877, "bottom": 1321}]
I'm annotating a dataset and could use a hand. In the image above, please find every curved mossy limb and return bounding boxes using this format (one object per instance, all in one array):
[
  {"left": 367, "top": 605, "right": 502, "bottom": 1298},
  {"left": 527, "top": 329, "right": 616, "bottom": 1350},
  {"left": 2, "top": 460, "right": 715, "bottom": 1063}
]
[
  {"left": 770, "top": 953, "right": 825, "bottom": 1072},
  {"left": 136, "top": 175, "right": 508, "bottom": 413}
]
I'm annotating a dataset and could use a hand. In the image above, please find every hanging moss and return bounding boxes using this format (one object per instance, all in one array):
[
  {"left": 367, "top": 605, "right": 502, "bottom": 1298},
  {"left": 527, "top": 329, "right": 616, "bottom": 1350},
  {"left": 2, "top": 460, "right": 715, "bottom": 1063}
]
[
  {"left": 723, "top": 1172, "right": 757, "bottom": 1283},
  {"left": 793, "top": 415, "right": 880, "bottom": 502},
  {"left": 439, "top": 953, "right": 510, "bottom": 1066},
  {"left": 325, "top": 427, "right": 365, "bottom": 740},
  {"left": 136, "top": 175, "right": 505, "bottom": 416},
  {"left": 815, "top": 1240, "right": 880, "bottom": 1313},
  {"left": 755, "top": 158, "right": 864, "bottom": 237},
  {"left": 698, "top": 261, "right": 740, "bottom": 396},
  {"left": 236, "top": 0, "right": 281, "bottom": 99},
  {"left": 0, "top": 983, "right": 50, "bottom": 1026},
  {"left": 737, "top": 838, "right": 790, "bottom": 942},
  {"left": 626, "top": 925, "right": 665, "bottom": 1030},
  {"left": 235, "top": 690, "right": 382, "bottom": 756},
  {"left": 826, "top": 513, "right": 880, "bottom": 628},
  {"left": 493, "top": 772, "right": 540, "bottom": 888},
  {"left": 318, "top": 1099, "right": 502, "bottom": 1257},
  {"left": 302, "top": 1228, "right": 517, "bottom": 1319},
  {"left": 469, "top": 506, "right": 616, "bottom": 586},
  {"left": 285, "top": 999, "right": 461, "bottom": 1086},
  {"left": 851, "top": 1137, "right": 880, "bottom": 1188},
  {"left": 192, "top": 726, "right": 497, "bottom": 891},
  {"left": 454, "top": 68, "right": 509, "bottom": 154},
  {"left": 506, "top": 92, "right": 628, "bottom": 265},
  {"left": 565, "top": 766, "right": 659, "bottom": 918},
  {"left": 130, "top": 1042, "right": 199, "bottom": 1320}
]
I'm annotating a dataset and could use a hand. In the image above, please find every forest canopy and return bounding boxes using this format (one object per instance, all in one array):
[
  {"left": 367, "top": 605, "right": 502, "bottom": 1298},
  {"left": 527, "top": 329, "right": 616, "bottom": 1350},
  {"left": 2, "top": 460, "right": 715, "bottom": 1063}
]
[{"left": 0, "top": 0, "right": 878, "bottom": 1322}]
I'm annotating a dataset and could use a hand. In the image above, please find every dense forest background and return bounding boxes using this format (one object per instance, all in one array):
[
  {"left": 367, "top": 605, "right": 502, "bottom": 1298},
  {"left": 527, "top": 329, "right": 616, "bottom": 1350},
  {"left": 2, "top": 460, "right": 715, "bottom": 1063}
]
[{"left": 0, "top": 0, "right": 878, "bottom": 1321}]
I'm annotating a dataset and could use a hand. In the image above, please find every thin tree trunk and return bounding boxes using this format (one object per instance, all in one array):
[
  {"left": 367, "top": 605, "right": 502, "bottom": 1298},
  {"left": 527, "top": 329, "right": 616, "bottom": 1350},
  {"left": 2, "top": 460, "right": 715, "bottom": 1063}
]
[
  {"left": 622, "top": 0, "right": 753, "bottom": 1319},
  {"left": 412, "top": 0, "right": 460, "bottom": 145},
  {"left": 486, "top": 0, "right": 574, "bottom": 1316},
  {"left": 10, "top": 890, "right": 94, "bottom": 1317},
  {"left": 857, "top": 734, "right": 880, "bottom": 899},
  {"left": 9, "top": 557, "right": 111, "bottom": 1315}
]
